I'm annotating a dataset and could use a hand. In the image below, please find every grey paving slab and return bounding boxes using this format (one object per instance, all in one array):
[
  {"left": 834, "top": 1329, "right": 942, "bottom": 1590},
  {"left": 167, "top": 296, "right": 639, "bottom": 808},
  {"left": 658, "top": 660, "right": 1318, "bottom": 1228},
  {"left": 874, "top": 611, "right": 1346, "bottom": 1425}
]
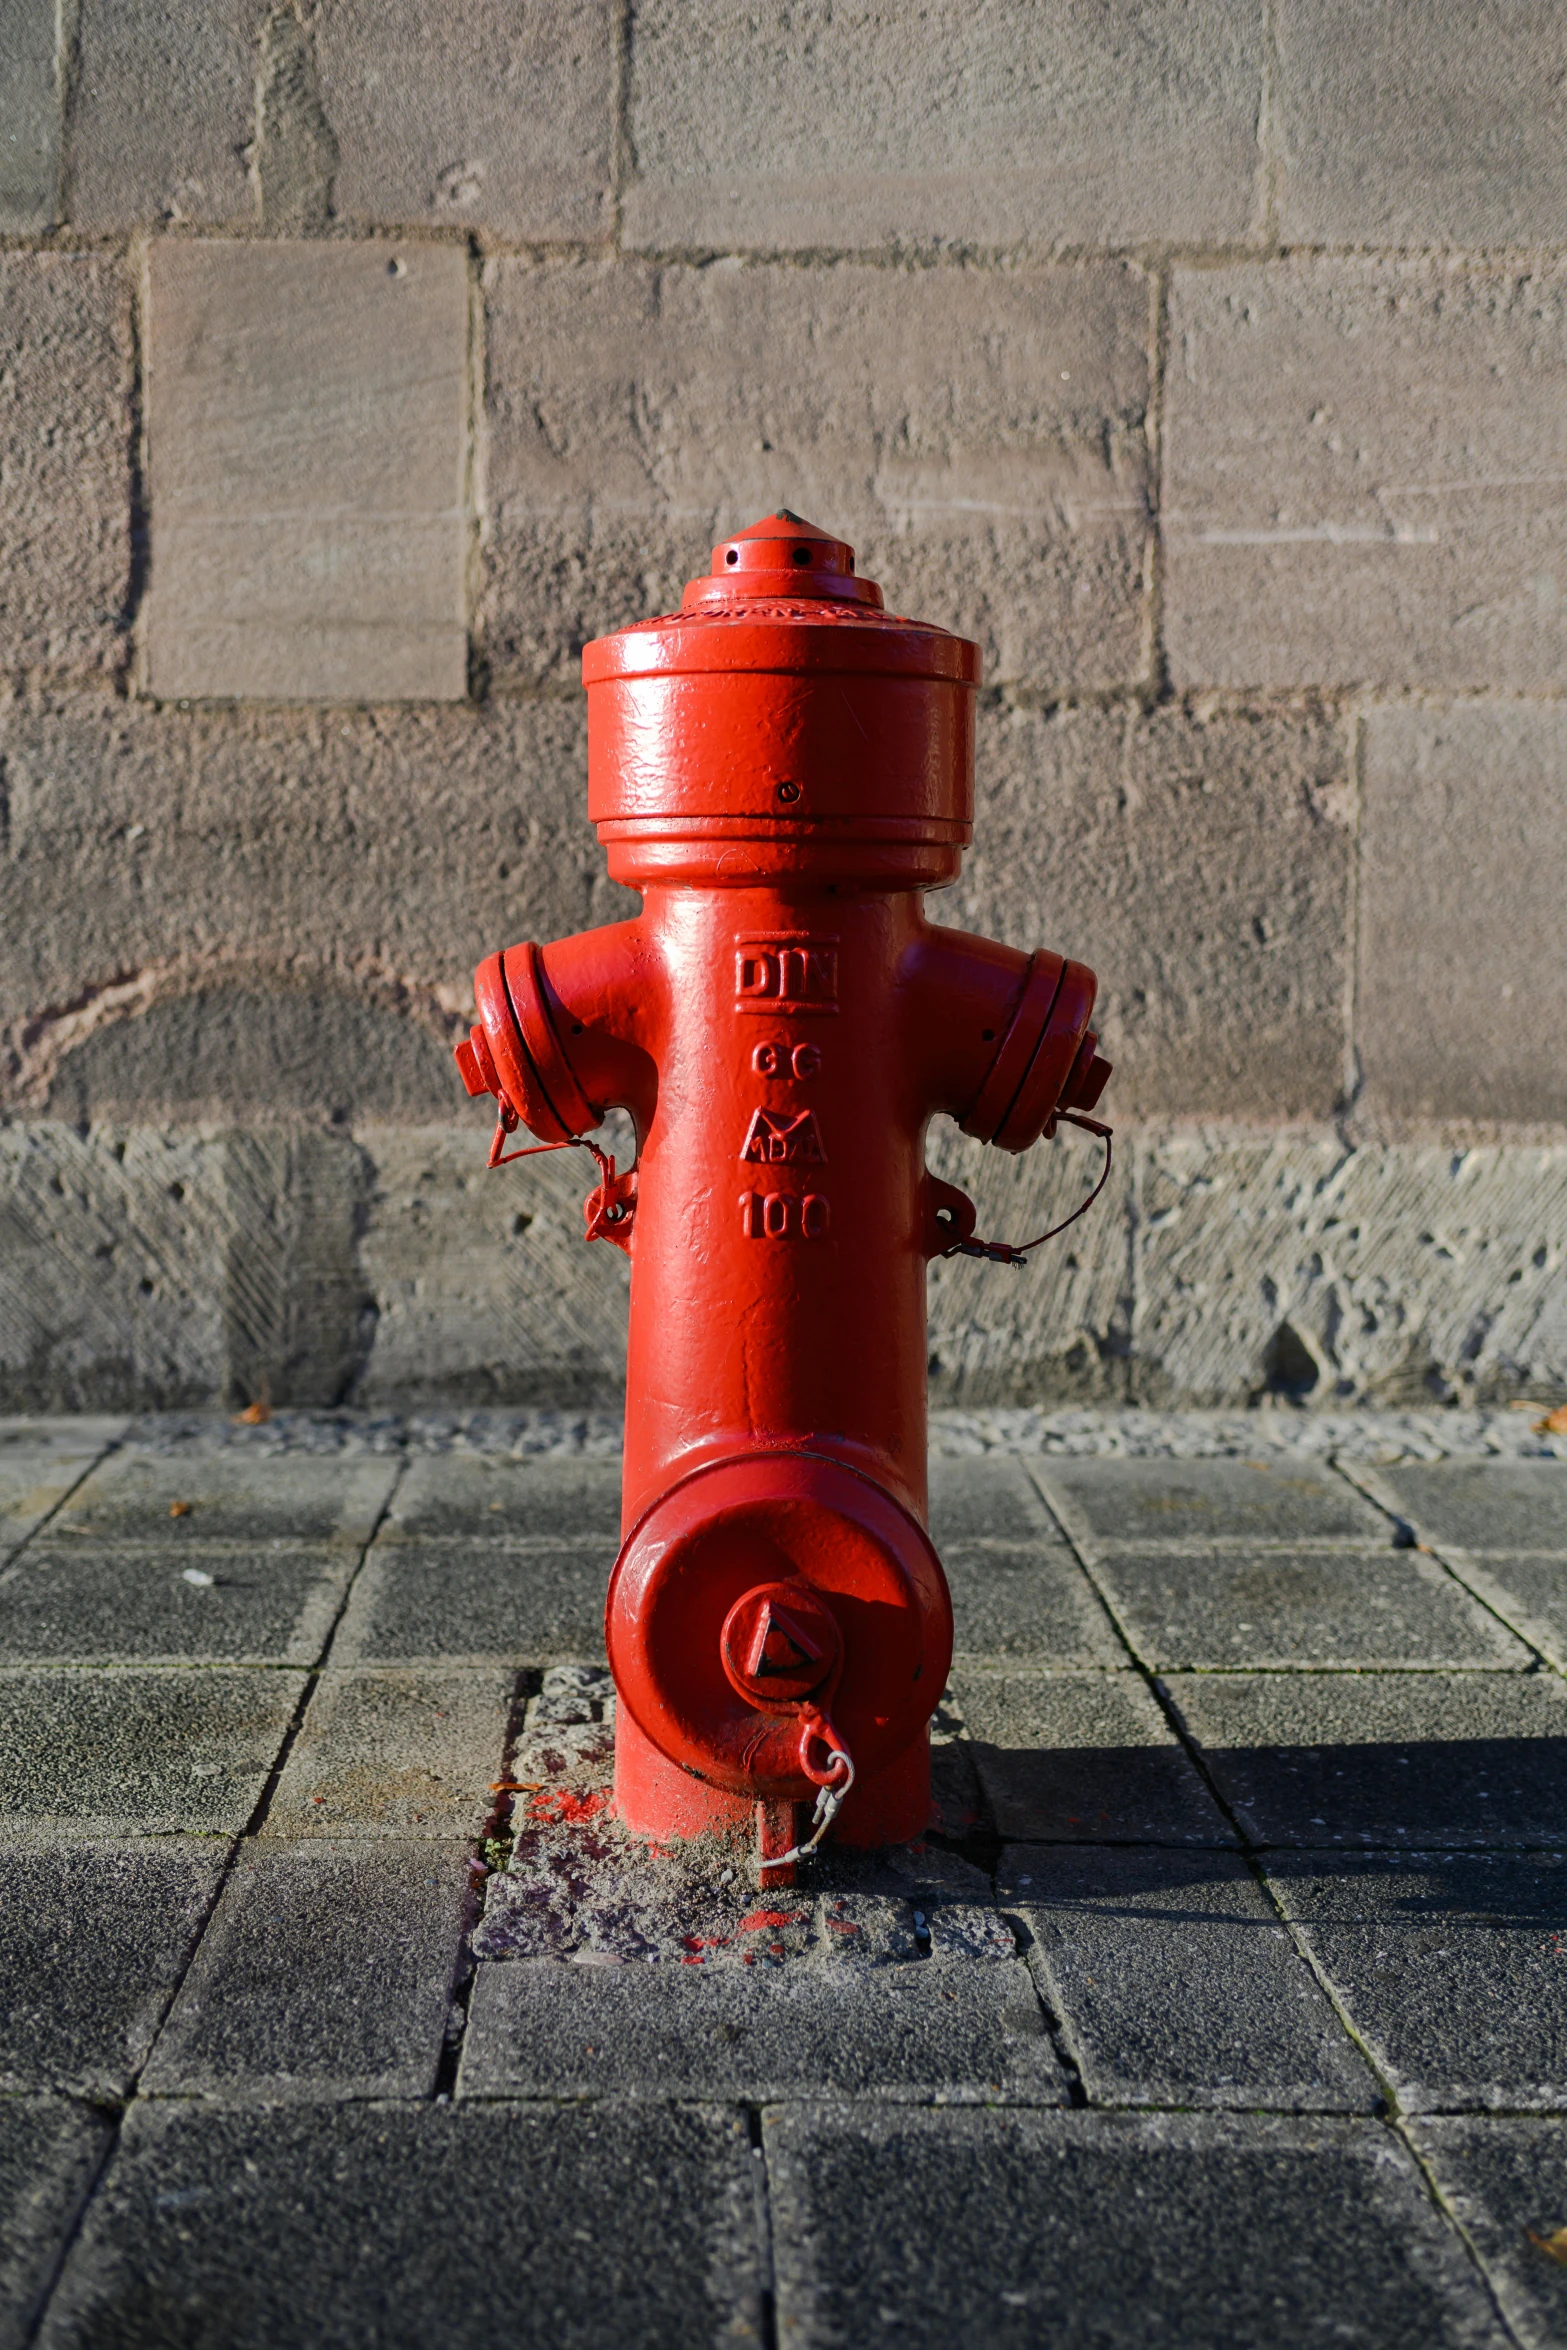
[
  {"left": 46, "top": 1448, "right": 397, "bottom": 1546},
  {"left": 0, "top": 1421, "right": 123, "bottom": 1559},
  {"left": 383, "top": 1453, "right": 623, "bottom": 1541},
  {"left": 262, "top": 1667, "right": 515, "bottom": 1839},
  {"left": 0, "top": 1668, "right": 305, "bottom": 1835},
  {"left": 1411, "top": 2117, "right": 1567, "bottom": 2350},
  {"left": 954, "top": 1669, "right": 1236, "bottom": 1844},
  {"left": 1164, "top": 1671, "right": 1567, "bottom": 1848},
  {"left": 944, "top": 1540, "right": 1125, "bottom": 1665},
  {"left": 332, "top": 1536, "right": 610, "bottom": 1664},
  {"left": 1087, "top": 1545, "right": 1529, "bottom": 1671},
  {"left": 766, "top": 2107, "right": 1506, "bottom": 2349},
  {"left": 144, "top": 1841, "right": 469, "bottom": 2102},
  {"left": 1035, "top": 1455, "right": 1388, "bottom": 1549},
  {"left": 0, "top": 2099, "right": 110, "bottom": 2350},
  {"left": 1435, "top": 1555, "right": 1567, "bottom": 1675},
  {"left": 1266, "top": 1850, "right": 1567, "bottom": 2113},
  {"left": 0, "top": 1840, "right": 225, "bottom": 2098},
  {"left": 460, "top": 1955, "right": 1064, "bottom": 2105},
  {"left": 1359, "top": 1460, "right": 1567, "bottom": 1559},
  {"left": 38, "top": 2101, "right": 762, "bottom": 2350},
  {"left": 0, "top": 1539, "right": 356, "bottom": 1665},
  {"left": 998, "top": 1843, "right": 1376, "bottom": 2112},
  {"left": 929, "top": 1455, "right": 1069, "bottom": 1546}
]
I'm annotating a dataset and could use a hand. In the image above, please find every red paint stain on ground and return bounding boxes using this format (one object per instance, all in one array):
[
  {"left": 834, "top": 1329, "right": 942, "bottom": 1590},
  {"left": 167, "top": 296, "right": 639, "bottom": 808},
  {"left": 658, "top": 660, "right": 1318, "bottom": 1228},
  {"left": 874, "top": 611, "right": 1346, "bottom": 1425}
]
[
  {"left": 739, "top": 1909, "right": 804, "bottom": 1931},
  {"left": 524, "top": 1787, "right": 613, "bottom": 1825}
]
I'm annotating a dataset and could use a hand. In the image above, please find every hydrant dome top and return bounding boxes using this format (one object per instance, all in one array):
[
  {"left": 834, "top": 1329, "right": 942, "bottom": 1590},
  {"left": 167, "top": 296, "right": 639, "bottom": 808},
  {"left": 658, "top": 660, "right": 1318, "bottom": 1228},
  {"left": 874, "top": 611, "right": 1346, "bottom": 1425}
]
[{"left": 581, "top": 512, "right": 981, "bottom": 686}]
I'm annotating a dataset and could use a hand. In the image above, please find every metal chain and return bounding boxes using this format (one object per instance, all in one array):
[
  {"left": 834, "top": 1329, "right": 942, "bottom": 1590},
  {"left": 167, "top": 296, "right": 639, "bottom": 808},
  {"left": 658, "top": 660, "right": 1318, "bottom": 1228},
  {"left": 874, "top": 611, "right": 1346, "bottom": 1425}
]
[
  {"left": 941, "top": 1111, "right": 1114, "bottom": 1268},
  {"left": 766, "top": 1748, "right": 856, "bottom": 1870}
]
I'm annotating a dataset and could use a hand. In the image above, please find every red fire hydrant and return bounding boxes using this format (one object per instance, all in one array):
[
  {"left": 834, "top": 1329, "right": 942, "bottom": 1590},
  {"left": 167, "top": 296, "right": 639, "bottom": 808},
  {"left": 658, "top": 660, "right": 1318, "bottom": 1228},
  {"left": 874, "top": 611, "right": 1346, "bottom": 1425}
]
[{"left": 456, "top": 515, "right": 1111, "bottom": 1879}]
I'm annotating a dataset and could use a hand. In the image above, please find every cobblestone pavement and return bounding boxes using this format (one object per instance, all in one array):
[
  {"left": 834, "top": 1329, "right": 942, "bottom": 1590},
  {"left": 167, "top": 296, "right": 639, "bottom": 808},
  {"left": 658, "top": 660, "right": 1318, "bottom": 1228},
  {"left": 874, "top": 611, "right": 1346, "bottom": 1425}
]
[{"left": 2, "top": 1409, "right": 1565, "bottom": 2348}]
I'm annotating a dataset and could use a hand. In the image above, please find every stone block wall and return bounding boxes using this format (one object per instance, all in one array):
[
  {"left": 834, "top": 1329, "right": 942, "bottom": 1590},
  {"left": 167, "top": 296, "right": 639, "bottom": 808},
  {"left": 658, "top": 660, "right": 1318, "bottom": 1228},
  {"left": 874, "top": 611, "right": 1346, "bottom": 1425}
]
[{"left": 2, "top": 0, "right": 1563, "bottom": 1411}]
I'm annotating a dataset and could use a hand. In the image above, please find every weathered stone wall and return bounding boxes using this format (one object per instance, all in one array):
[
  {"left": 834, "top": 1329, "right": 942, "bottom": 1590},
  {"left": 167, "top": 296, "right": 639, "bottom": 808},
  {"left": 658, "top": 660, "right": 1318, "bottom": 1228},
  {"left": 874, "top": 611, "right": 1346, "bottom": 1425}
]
[{"left": 2, "top": 1, "right": 1563, "bottom": 1411}]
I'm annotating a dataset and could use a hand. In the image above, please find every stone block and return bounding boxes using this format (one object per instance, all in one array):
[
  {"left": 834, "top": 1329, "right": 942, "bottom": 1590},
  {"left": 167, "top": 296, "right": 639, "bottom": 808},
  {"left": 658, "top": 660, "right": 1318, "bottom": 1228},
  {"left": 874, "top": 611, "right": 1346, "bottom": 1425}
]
[
  {"left": 1277, "top": 0, "right": 1567, "bottom": 247},
  {"left": 1356, "top": 1461, "right": 1567, "bottom": 1562},
  {"left": 68, "top": 1, "right": 259, "bottom": 230},
  {"left": 1083, "top": 1544, "right": 1528, "bottom": 1672},
  {"left": 624, "top": 0, "right": 1266, "bottom": 251},
  {"left": 385, "top": 1453, "right": 623, "bottom": 1540},
  {"left": 51, "top": 1446, "right": 396, "bottom": 1545},
  {"left": 765, "top": 2109, "right": 1503, "bottom": 2349},
  {"left": 1036, "top": 1455, "right": 1386, "bottom": 1548},
  {"left": 0, "top": 1666, "right": 304, "bottom": 1834},
  {"left": 941, "top": 703, "right": 1353, "bottom": 1120},
  {"left": 0, "top": 1839, "right": 224, "bottom": 2098},
  {"left": 0, "top": 695, "right": 615, "bottom": 1064},
  {"left": 0, "top": 0, "right": 58, "bottom": 228},
  {"left": 928, "top": 1455, "right": 1068, "bottom": 1547},
  {"left": 1165, "top": 260, "right": 1567, "bottom": 692},
  {"left": 460, "top": 1955, "right": 1064, "bottom": 2104},
  {"left": 356, "top": 1126, "right": 632, "bottom": 1408},
  {"left": 482, "top": 257, "right": 1151, "bottom": 694},
  {"left": 143, "top": 241, "right": 469, "bottom": 702},
  {"left": 1269, "top": 1850, "right": 1567, "bottom": 2113},
  {"left": 1359, "top": 705, "right": 1567, "bottom": 1126},
  {"left": 143, "top": 1840, "right": 469, "bottom": 2100},
  {"left": 0, "top": 2100, "right": 109, "bottom": 2350},
  {"left": 334, "top": 1541, "right": 611, "bottom": 1664},
  {"left": 39, "top": 2103, "right": 762, "bottom": 2349},
  {"left": 999, "top": 1844, "right": 1376, "bottom": 2111},
  {"left": 1411, "top": 2118, "right": 1567, "bottom": 2350},
  {"left": 0, "top": 1540, "right": 357, "bottom": 1667},
  {"left": 1163, "top": 1670, "right": 1567, "bottom": 1847},
  {"left": 943, "top": 1541, "right": 1124, "bottom": 1666},
  {"left": 1135, "top": 1133, "right": 1567, "bottom": 1410},
  {"left": 262, "top": 1666, "right": 513, "bottom": 1837},
  {"left": 954, "top": 1668, "right": 1235, "bottom": 1843},
  {"left": 0, "top": 255, "right": 130, "bottom": 676},
  {"left": 0, "top": 1420, "right": 124, "bottom": 1560},
  {"left": 313, "top": 0, "right": 612, "bottom": 238}
]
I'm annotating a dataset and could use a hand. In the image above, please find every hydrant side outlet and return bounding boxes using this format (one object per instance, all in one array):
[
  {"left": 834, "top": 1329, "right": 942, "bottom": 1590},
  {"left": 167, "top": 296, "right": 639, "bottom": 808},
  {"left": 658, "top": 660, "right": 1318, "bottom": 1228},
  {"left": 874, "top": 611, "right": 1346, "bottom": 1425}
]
[{"left": 458, "top": 514, "right": 1112, "bottom": 1866}]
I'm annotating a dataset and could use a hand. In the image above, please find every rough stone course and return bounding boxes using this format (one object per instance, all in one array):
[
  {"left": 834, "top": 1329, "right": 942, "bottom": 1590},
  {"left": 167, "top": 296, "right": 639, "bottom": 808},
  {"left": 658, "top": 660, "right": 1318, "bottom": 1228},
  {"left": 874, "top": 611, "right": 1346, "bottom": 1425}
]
[
  {"left": 0, "top": 0, "right": 59, "bottom": 229},
  {"left": 66, "top": 0, "right": 261, "bottom": 230}
]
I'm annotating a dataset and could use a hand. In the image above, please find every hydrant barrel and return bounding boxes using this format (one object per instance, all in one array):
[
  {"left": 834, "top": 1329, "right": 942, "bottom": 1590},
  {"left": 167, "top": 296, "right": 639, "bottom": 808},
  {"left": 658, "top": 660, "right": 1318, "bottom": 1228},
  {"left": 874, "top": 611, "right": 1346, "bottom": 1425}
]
[{"left": 458, "top": 513, "right": 1112, "bottom": 1862}]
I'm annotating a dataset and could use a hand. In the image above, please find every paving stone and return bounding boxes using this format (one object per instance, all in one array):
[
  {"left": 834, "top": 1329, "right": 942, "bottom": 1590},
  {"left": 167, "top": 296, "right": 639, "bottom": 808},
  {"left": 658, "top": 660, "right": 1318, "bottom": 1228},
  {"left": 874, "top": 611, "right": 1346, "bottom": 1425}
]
[
  {"left": 0, "top": 1840, "right": 225, "bottom": 2098},
  {"left": 954, "top": 1669, "right": 1236, "bottom": 1844},
  {"left": 482, "top": 256, "right": 1151, "bottom": 695},
  {"left": 624, "top": 0, "right": 1266, "bottom": 251},
  {"left": 1165, "top": 259, "right": 1567, "bottom": 693},
  {"left": 944, "top": 1541, "right": 1125, "bottom": 1666},
  {"left": 1135, "top": 1133, "right": 1567, "bottom": 1413},
  {"left": 143, "top": 1841, "right": 469, "bottom": 2101},
  {"left": 144, "top": 241, "right": 469, "bottom": 703},
  {"left": 941, "top": 701, "right": 1354, "bottom": 1122},
  {"left": 1358, "top": 1461, "right": 1567, "bottom": 1562},
  {"left": 333, "top": 1539, "right": 610, "bottom": 1664},
  {"left": 67, "top": 0, "right": 259, "bottom": 230},
  {"left": 0, "top": 1541, "right": 358, "bottom": 1667},
  {"left": 999, "top": 1843, "right": 1376, "bottom": 2112},
  {"left": 313, "top": 0, "right": 613, "bottom": 238},
  {"left": 0, "top": 1667, "right": 304, "bottom": 1835},
  {"left": 0, "top": 254, "right": 130, "bottom": 677},
  {"left": 766, "top": 2107, "right": 1506, "bottom": 2349},
  {"left": 0, "top": 0, "right": 59, "bottom": 229},
  {"left": 1359, "top": 704, "right": 1567, "bottom": 1126},
  {"left": 38, "top": 2101, "right": 762, "bottom": 2350},
  {"left": 1035, "top": 1455, "right": 1386, "bottom": 1549},
  {"left": 1087, "top": 1545, "right": 1529, "bottom": 1672},
  {"left": 0, "top": 1421, "right": 123, "bottom": 1560},
  {"left": 460, "top": 1953, "right": 1062, "bottom": 2105},
  {"left": 1276, "top": 0, "right": 1567, "bottom": 247},
  {"left": 1266, "top": 1850, "right": 1567, "bottom": 2113},
  {"left": 0, "top": 2099, "right": 109, "bottom": 2350},
  {"left": 1410, "top": 2117, "right": 1567, "bottom": 2350},
  {"left": 385, "top": 1453, "right": 623, "bottom": 1540},
  {"left": 928, "top": 1455, "right": 1068, "bottom": 1547},
  {"left": 1164, "top": 1671, "right": 1567, "bottom": 1848},
  {"left": 45, "top": 1448, "right": 396, "bottom": 1547},
  {"left": 263, "top": 1667, "right": 514, "bottom": 1838}
]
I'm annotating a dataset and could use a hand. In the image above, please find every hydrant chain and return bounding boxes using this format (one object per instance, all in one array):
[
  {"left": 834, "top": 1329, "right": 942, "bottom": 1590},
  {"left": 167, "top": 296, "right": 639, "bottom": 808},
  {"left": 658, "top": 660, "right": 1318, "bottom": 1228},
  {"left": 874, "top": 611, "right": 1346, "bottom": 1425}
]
[{"left": 942, "top": 1113, "right": 1114, "bottom": 1268}]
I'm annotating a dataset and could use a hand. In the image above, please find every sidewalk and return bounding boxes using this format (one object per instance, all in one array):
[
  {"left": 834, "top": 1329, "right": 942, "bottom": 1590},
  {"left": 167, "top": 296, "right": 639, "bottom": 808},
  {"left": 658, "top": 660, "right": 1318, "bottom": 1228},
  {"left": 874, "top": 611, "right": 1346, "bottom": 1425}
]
[{"left": 1, "top": 1408, "right": 1565, "bottom": 2348}]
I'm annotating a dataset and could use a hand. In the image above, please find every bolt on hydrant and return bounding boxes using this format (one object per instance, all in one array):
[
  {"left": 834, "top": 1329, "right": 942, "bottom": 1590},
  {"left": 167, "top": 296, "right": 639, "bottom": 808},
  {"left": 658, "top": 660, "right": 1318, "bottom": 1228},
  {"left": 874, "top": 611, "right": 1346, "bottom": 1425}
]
[{"left": 455, "top": 515, "right": 1112, "bottom": 1884}]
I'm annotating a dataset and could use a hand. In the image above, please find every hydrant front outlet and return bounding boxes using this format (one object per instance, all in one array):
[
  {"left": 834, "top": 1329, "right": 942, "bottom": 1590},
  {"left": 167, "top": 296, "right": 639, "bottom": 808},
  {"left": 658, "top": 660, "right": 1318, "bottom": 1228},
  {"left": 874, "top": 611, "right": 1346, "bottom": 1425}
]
[{"left": 457, "top": 514, "right": 1112, "bottom": 1876}]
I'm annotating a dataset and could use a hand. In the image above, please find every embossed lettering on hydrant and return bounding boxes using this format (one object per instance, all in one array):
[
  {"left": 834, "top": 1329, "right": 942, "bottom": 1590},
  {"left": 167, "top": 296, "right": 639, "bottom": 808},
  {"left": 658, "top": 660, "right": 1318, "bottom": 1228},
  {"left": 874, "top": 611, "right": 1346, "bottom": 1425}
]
[
  {"left": 739, "top": 1107, "right": 827, "bottom": 1164},
  {"left": 735, "top": 935, "right": 839, "bottom": 1014}
]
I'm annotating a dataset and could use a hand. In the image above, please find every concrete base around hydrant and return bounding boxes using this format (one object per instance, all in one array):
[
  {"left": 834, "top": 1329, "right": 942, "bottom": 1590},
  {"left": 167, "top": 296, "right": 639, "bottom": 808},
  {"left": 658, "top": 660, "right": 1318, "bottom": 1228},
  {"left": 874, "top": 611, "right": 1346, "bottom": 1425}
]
[{"left": 2, "top": 1117, "right": 1563, "bottom": 1414}]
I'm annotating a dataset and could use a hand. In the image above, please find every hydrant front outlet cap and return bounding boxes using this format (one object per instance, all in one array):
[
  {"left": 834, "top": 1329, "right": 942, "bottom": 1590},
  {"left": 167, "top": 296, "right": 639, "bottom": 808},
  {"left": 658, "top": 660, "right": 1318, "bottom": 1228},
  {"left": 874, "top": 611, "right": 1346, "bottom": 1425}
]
[{"left": 456, "top": 515, "right": 1113, "bottom": 1874}]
